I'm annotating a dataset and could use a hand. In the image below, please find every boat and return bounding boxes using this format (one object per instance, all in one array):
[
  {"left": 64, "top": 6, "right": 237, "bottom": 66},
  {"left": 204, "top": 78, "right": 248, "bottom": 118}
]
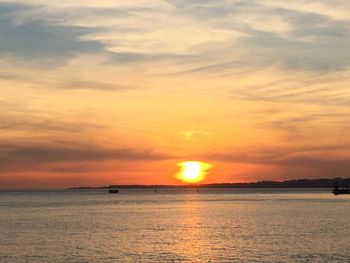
[
  {"left": 333, "top": 182, "right": 350, "bottom": 195},
  {"left": 109, "top": 189, "right": 119, "bottom": 194}
]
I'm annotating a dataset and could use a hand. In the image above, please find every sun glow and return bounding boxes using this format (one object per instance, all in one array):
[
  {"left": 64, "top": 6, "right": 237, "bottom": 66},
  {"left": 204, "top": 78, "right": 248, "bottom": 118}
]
[{"left": 176, "top": 161, "right": 212, "bottom": 183}]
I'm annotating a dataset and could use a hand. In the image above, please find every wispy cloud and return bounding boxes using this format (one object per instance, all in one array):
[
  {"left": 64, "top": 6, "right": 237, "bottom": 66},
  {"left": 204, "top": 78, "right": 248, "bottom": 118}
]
[
  {"left": 0, "top": 142, "right": 169, "bottom": 173},
  {"left": 230, "top": 68, "right": 350, "bottom": 106},
  {"left": 205, "top": 144, "right": 350, "bottom": 178},
  {"left": 58, "top": 81, "right": 136, "bottom": 91},
  {"left": 1, "top": 0, "right": 349, "bottom": 71},
  {"left": 0, "top": 3, "right": 102, "bottom": 65}
]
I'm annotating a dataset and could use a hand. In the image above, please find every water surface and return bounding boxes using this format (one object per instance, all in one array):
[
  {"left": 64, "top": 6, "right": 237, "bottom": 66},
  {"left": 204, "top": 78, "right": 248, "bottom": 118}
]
[{"left": 0, "top": 188, "right": 349, "bottom": 262}]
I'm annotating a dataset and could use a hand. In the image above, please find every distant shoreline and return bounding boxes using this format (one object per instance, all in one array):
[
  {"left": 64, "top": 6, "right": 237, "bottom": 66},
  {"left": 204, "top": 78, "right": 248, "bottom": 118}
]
[{"left": 70, "top": 177, "right": 349, "bottom": 189}]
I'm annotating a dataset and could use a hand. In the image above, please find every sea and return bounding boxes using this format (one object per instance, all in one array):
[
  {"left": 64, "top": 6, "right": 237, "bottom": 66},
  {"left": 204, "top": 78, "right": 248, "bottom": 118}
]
[{"left": 0, "top": 188, "right": 349, "bottom": 263}]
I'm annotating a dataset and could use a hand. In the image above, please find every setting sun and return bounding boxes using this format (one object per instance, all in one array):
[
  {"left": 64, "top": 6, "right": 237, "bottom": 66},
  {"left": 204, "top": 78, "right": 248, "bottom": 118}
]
[{"left": 176, "top": 161, "right": 213, "bottom": 183}]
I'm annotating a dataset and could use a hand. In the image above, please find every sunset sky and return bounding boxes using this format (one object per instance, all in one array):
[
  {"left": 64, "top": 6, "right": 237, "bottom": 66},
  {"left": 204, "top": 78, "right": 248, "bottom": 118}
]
[{"left": 1, "top": 0, "right": 350, "bottom": 188}]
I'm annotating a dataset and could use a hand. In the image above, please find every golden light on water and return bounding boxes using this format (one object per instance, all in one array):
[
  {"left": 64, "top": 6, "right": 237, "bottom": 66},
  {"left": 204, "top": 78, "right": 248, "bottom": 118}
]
[{"left": 176, "top": 161, "right": 213, "bottom": 183}]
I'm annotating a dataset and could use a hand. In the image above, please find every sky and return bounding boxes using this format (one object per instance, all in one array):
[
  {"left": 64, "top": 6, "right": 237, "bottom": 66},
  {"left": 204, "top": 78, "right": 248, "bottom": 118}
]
[{"left": 1, "top": 0, "right": 350, "bottom": 188}]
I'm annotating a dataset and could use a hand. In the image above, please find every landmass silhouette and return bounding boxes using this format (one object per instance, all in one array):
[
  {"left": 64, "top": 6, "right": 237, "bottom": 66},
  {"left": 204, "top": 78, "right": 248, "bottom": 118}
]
[{"left": 70, "top": 177, "right": 350, "bottom": 189}]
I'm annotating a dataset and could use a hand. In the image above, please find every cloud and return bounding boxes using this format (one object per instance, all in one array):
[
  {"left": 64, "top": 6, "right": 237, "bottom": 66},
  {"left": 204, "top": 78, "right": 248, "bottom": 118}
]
[
  {"left": 0, "top": 3, "right": 102, "bottom": 64},
  {"left": 251, "top": 109, "right": 350, "bottom": 142},
  {"left": 0, "top": 142, "right": 169, "bottom": 173},
  {"left": 0, "top": 101, "right": 106, "bottom": 136},
  {"left": 166, "top": 0, "right": 350, "bottom": 71},
  {"left": 0, "top": 103, "right": 169, "bottom": 174},
  {"left": 1, "top": 144, "right": 166, "bottom": 163},
  {"left": 0, "top": 0, "right": 349, "bottom": 72},
  {"left": 260, "top": 0, "right": 350, "bottom": 21},
  {"left": 240, "top": 16, "right": 350, "bottom": 71},
  {"left": 205, "top": 144, "right": 350, "bottom": 178},
  {"left": 58, "top": 81, "right": 136, "bottom": 91},
  {"left": 230, "top": 68, "right": 350, "bottom": 106},
  {"left": 0, "top": 55, "right": 139, "bottom": 92},
  {"left": 180, "top": 130, "right": 211, "bottom": 140},
  {"left": 0, "top": 112, "right": 100, "bottom": 134}
]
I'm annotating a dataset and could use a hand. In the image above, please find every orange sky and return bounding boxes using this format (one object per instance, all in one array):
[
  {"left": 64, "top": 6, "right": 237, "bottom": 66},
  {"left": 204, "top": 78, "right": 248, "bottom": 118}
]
[{"left": 1, "top": 0, "right": 350, "bottom": 188}]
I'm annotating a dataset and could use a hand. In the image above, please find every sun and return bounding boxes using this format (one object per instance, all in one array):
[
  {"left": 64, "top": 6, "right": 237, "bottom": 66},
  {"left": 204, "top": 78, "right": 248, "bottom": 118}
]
[{"left": 176, "top": 161, "right": 212, "bottom": 183}]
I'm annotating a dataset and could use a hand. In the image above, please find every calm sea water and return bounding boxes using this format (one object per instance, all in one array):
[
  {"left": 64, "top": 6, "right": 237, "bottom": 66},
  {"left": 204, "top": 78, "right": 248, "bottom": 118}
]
[{"left": 0, "top": 188, "right": 349, "bottom": 262}]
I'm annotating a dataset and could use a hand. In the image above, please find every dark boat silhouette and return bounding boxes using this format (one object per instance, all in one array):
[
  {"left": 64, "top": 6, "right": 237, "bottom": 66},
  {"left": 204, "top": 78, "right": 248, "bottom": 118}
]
[
  {"left": 333, "top": 182, "right": 350, "bottom": 195},
  {"left": 109, "top": 189, "right": 119, "bottom": 194}
]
